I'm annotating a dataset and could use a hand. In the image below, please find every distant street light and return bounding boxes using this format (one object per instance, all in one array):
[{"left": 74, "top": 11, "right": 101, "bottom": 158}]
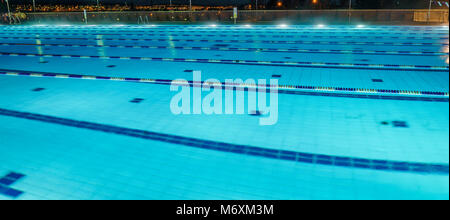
[
  {"left": 428, "top": 0, "right": 432, "bottom": 22},
  {"left": 188, "top": 0, "right": 192, "bottom": 22},
  {"left": 348, "top": 0, "right": 352, "bottom": 23},
  {"left": 6, "top": 0, "right": 12, "bottom": 24},
  {"left": 33, "top": 0, "right": 36, "bottom": 12}
]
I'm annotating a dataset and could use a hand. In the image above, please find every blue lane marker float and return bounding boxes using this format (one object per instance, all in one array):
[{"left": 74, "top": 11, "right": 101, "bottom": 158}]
[
  {"left": 0, "top": 108, "right": 447, "bottom": 175},
  {"left": 1, "top": 42, "right": 447, "bottom": 56},
  {"left": 0, "top": 70, "right": 448, "bottom": 102},
  {"left": 0, "top": 52, "right": 448, "bottom": 72},
  {"left": 0, "top": 172, "right": 25, "bottom": 199},
  {"left": 1, "top": 36, "right": 447, "bottom": 47}
]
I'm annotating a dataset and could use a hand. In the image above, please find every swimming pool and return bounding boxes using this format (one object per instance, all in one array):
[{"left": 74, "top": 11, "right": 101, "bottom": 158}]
[{"left": 0, "top": 24, "right": 448, "bottom": 200}]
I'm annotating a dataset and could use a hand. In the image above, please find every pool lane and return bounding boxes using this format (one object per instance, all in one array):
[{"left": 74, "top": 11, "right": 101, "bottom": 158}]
[
  {"left": 0, "top": 114, "right": 447, "bottom": 200},
  {"left": 1, "top": 51, "right": 447, "bottom": 74},
  {"left": 1, "top": 107, "right": 448, "bottom": 175},
  {"left": 1, "top": 31, "right": 448, "bottom": 44},
  {"left": 0, "top": 44, "right": 447, "bottom": 68},
  {"left": 0, "top": 55, "right": 447, "bottom": 94},
  {"left": 1, "top": 36, "right": 447, "bottom": 53},
  {"left": 2, "top": 31, "right": 448, "bottom": 42},
  {"left": 0, "top": 75, "right": 448, "bottom": 166},
  {"left": 1, "top": 70, "right": 447, "bottom": 101},
  {"left": 3, "top": 42, "right": 447, "bottom": 56}
]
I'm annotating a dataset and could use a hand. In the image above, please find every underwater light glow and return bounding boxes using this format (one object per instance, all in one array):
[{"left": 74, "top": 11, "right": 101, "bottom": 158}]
[{"left": 316, "top": 24, "right": 326, "bottom": 28}]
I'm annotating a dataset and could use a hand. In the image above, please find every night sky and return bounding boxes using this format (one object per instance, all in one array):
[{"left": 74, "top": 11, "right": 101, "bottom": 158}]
[{"left": 8, "top": 0, "right": 262, "bottom": 6}]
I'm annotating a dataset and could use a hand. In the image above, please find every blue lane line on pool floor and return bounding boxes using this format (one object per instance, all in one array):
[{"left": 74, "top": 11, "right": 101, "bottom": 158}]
[
  {"left": 0, "top": 108, "right": 448, "bottom": 175},
  {"left": 0, "top": 172, "right": 25, "bottom": 199},
  {"left": 0, "top": 69, "right": 448, "bottom": 102}
]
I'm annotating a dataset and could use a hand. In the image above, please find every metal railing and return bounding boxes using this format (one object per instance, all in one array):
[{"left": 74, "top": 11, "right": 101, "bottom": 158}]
[{"left": 5, "top": 9, "right": 449, "bottom": 25}]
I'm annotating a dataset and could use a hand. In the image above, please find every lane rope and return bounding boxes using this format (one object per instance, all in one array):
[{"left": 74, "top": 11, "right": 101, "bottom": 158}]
[
  {"left": 0, "top": 52, "right": 448, "bottom": 72},
  {"left": 3, "top": 28, "right": 449, "bottom": 37},
  {"left": 1, "top": 70, "right": 448, "bottom": 100},
  {"left": 1, "top": 35, "right": 447, "bottom": 47},
  {"left": 2, "top": 32, "right": 448, "bottom": 46},
  {"left": 2, "top": 42, "right": 447, "bottom": 56}
]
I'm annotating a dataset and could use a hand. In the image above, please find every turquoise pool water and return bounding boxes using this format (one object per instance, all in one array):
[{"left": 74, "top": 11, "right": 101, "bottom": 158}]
[{"left": 0, "top": 24, "right": 448, "bottom": 200}]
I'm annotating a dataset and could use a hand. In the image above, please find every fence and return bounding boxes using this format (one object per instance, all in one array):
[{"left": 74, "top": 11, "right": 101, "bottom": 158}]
[{"left": 4, "top": 9, "right": 449, "bottom": 25}]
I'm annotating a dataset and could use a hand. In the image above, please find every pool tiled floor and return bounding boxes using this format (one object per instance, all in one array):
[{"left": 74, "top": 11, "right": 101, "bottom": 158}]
[{"left": 0, "top": 25, "right": 448, "bottom": 200}]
